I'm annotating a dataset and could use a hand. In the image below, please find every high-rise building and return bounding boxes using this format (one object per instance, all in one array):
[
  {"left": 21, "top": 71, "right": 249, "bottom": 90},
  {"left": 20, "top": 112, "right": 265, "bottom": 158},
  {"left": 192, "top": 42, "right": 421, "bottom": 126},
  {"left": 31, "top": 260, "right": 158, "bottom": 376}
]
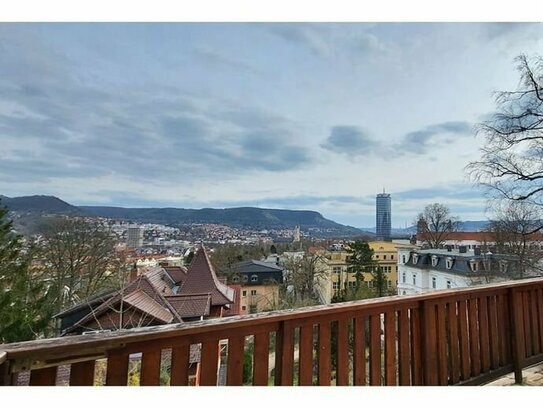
[
  {"left": 376, "top": 191, "right": 391, "bottom": 241},
  {"left": 127, "top": 225, "right": 144, "bottom": 248}
]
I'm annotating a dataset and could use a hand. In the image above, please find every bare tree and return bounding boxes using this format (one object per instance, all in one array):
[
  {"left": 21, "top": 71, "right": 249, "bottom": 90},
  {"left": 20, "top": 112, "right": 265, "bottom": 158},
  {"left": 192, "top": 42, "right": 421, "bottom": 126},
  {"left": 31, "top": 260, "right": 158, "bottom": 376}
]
[
  {"left": 487, "top": 200, "right": 543, "bottom": 278},
  {"left": 281, "top": 254, "right": 327, "bottom": 307},
  {"left": 467, "top": 54, "right": 543, "bottom": 206},
  {"left": 416, "top": 203, "right": 460, "bottom": 248},
  {"left": 38, "top": 218, "right": 121, "bottom": 314}
]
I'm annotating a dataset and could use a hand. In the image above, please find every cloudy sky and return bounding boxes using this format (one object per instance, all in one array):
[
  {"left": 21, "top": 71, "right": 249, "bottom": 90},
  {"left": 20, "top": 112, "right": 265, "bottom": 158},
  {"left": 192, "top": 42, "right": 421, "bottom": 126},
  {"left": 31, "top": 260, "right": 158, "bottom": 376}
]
[{"left": 1, "top": 22, "right": 542, "bottom": 227}]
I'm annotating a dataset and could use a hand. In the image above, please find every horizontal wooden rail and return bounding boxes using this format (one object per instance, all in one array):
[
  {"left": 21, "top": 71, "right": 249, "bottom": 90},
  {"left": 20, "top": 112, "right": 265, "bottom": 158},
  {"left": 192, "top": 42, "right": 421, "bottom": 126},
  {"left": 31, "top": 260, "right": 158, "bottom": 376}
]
[{"left": 1, "top": 278, "right": 543, "bottom": 386}]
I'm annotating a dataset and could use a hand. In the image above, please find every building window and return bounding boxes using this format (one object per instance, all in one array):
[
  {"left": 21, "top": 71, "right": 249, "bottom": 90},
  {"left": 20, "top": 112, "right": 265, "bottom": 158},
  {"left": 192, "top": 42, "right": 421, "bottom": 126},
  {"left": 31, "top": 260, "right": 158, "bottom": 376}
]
[
  {"left": 446, "top": 280, "right": 452, "bottom": 289},
  {"left": 347, "top": 281, "right": 356, "bottom": 289},
  {"left": 332, "top": 266, "right": 342, "bottom": 274},
  {"left": 431, "top": 276, "right": 437, "bottom": 289},
  {"left": 402, "top": 272, "right": 406, "bottom": 283},
  {"left": 412, "top": 254, "right": 418, "bottom": 264},
  {"left": 391, "top": 255, "right": 394, "bottom": 260},
  {"left": 446, "top": 258, "right": 453, "bottom": 269},
  {"left": 250, "top": 290, "right": 257, "bottom": 297},
  {"left": 242, "top": 306, "right": 246, "bottom": 311},
  {"left": 402, "top": 290, "right": 406, "bottom": 295},
  {"left": 242, "top": 275, "right": 249, "bottom": 282},
  {"left": 470, "top": 261, "right": 478, "bottom": 271},
  {"left": 431, "top": 256, "right": 438, "bottom": 267},
  {"left": 332, "top": 282, "right": 340, "bottom": 290},
  {"left": 251, "top": 274, "right": 258, "bottom": 282},
  {"left": 242, "top": 290, "right": 247, "bottom": 297},
  {"left": 232, "top": 276, "right": 240, "bottom": 283},
  {"left": 387, "top": 280, "right": 392, "bottom": 288},
  {"left": 412, "top": 274, "right": 416, "bottom": 285},
  {"left": 375, "top": 255, "right": 379, "bottom": 259},
  {"left": 402, "top": 255, "right": 406, "bottom": 264},
  {"left": 383, "top": 255, "right": 387, "bottom": 260}
]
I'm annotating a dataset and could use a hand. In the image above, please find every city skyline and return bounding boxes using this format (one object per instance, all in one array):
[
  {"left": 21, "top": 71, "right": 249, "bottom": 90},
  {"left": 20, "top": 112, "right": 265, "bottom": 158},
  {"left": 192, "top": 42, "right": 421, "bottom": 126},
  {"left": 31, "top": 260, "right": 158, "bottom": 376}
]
[{"left": 1, "top": 23, "right": 543, "bottom": 227}]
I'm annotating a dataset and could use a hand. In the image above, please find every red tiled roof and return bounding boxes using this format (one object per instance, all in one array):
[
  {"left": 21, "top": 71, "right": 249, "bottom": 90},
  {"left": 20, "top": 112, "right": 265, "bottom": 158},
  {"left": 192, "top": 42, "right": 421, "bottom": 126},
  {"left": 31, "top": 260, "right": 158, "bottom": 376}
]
[
  {"left": 417, "top": 231, "right": 543, "bottom": 242},
  {"left": 162, "top": 266, "right": 188, "bottom": 285},
  {"left": 123, "top": 289, "right": 174, "bottom": 323},
  {"left": 223, "top": 284, "right": 241, "bottom": 317},
  {"left": 64, "top": 272, "right": 182, "bottom": 334},
  {"left": 164, "top": 294, "right": 211, "bottom": 318},
  {"left": 178, "top": 246, "right": 235, "bottom": 306}
]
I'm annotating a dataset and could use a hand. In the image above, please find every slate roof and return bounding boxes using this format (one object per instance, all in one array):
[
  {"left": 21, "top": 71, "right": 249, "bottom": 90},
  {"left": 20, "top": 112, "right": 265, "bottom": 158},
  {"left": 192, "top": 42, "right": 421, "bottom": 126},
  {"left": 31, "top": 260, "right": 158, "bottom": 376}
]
[
  {"left": 222, "top": 260, "right": 284, "bottom": 285},
  {"left": 164, "top": 294, "right": 211, "bottom": 318},
  {"left": 406, "top": 250, "right": 512, "bottom": 276},
  {"left": 179, "top": 246, "right": 235, "bottom": 306}
]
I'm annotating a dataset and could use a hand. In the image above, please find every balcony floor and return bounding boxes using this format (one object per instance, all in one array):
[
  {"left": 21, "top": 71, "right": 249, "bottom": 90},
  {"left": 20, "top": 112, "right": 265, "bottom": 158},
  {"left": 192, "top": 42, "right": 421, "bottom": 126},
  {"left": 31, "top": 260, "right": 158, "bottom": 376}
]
[{"left": 485, "top": 363, "right": 543, "bottom": 386}]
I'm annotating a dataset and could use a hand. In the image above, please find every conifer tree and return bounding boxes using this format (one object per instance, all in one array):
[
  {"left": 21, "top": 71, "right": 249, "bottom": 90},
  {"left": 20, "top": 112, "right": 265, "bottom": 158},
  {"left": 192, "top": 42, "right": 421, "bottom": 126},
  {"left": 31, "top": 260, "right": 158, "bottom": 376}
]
[{"left": 0, "top": 202, "right": 53, "bottom": 343}]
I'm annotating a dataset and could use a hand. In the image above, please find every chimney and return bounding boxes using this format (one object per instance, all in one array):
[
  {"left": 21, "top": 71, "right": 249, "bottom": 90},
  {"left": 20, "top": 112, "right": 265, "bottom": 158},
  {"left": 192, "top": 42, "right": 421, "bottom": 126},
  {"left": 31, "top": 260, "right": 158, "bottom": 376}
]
[{"left": 129, "top": 263, "right": 138, "bottom": 282}]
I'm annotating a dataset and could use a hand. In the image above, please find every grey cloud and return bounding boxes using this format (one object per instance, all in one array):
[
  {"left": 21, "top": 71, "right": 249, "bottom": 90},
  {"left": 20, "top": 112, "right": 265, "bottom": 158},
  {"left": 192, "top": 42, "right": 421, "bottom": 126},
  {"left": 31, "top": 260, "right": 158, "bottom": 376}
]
[
  {"left": 192, "top": 45, "right": 261, "bottom": 75},
  {"left": 321, "top": 126, "right": 380, "bottom": 156},
  {"left": 271, "top": 23, "right": 389, "bottom": 60},
  {"left": 393, "top": 184, "right": 484, "bottom": 202},
  {"left": 399, "top": 121, "right": 473, "bottom": 154}
]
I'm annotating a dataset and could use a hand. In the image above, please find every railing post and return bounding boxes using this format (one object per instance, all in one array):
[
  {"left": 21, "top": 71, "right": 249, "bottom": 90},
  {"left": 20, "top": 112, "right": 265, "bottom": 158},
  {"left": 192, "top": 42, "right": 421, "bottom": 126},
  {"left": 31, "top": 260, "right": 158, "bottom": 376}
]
[
  {"left": 421, "top": 299, "right": 438, "bottom": 385},
  {"left": 274, "top": 320, "right": 294, "bottom": 385},
  {"left": 508, "top": 287, "right": 526, "bottom": 384},
  {"left": 0, "top": 352, "right": 9, "bottom": 386}
]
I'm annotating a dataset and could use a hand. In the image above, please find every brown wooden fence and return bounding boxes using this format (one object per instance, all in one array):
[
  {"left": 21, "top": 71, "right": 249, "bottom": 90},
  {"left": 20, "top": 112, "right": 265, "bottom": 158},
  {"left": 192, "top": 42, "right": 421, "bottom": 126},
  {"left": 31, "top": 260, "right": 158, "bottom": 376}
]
[{"left": 1, "top": 278, "right": 543, "bottom": 386}]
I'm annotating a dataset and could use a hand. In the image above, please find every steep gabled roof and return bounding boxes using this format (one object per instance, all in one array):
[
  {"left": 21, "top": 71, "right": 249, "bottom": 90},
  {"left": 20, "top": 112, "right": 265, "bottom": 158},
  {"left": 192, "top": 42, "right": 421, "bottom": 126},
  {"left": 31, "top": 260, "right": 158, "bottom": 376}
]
[
  {"left": 123, "top": 289, "right": 174, "bottom": 323},
  {"left": 178, "top": 246, "right": 235, "bottom": 306},
  {"left": 64, "top": 272, "right": 182, "bottom": 334},
  {"left": 162, "top": 266, "right": 188, "bottom": 285},
  {"left": 164, "top": 293, "right": 211, "bottom": 318}
]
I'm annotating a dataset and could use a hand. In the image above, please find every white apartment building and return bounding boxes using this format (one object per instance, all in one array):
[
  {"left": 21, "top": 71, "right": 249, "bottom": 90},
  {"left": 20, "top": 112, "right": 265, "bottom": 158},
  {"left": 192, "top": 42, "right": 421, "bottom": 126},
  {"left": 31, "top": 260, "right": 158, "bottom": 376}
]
[{"left": 397, "top": 247, "right": 517, "bottom": 295}]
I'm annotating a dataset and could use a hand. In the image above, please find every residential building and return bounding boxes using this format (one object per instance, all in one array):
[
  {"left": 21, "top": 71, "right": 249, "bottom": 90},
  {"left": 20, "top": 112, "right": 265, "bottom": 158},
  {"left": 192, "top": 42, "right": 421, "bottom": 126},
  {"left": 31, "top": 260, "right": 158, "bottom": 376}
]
[
  {"left": 397, "top": 247, "right": 519, "bottom": 295},
  {"left": 314, "top": 241, "right": 412, "bottom": 304},
  {"left": 376, "top": 192, "right": 391, "bottom": 241},
  {"left": 55, "top": 246, "right": 237, "bottom": 334},
  {"left": 221, "top": 260, "right": 283, "bottom": 313},
  {"left": 127, "top": 225, "right": 144, "bottom": 248}
]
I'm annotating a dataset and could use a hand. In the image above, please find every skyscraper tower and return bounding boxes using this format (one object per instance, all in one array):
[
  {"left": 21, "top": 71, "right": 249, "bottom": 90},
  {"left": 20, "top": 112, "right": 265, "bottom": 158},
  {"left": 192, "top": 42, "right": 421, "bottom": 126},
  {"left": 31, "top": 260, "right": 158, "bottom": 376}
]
[{"left": 376, "top": 190, "right": 391, "bottom": 241}]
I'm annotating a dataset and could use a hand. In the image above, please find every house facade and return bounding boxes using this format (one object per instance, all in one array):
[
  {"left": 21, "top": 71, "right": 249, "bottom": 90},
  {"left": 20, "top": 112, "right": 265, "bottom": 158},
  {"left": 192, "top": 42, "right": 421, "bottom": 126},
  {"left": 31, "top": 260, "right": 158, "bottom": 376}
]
[
  {"left": 221, "top": 260, "right": 283, "bottom": 313},
  {"left": 397, "top": 247, "right": 518, "bottom": 295}
]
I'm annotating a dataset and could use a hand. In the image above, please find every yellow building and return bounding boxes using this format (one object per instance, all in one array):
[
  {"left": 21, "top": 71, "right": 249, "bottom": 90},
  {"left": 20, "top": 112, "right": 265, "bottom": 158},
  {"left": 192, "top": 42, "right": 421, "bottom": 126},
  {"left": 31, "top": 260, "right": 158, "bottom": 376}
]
[
  {"left": 315, "top": 241, "right": 415, "bottom": 304},
  {"left": 224, "top": 260, "right": 283, "bottom": 313}
]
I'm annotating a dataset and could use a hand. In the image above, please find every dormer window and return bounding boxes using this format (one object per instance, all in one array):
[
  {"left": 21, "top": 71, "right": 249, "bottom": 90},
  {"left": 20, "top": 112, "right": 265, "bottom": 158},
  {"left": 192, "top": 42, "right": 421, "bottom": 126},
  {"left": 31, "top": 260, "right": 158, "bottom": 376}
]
[
  {"left": 500, "top": 261, "right": 508, "bottom": 273},
  {"left": 446, "top": 257, "right": 453, "bottom": 269},
  {"left": 431, "top": 256, "right": 438, "bottom": 267},
  {"left": 470, "top": 261, "right": 478, "bottom": 272},
  {"left": 232, "top": 276, "right": 240, "bottom": 283},
  {"left": 251, "top": 275, "right": 258, "bottom": 282},
  {"left": 412, "top": 254, "right": 419, "bottom": 264},
  {"left": 242, "top": 275, "right": 249, "bottom": 282}
]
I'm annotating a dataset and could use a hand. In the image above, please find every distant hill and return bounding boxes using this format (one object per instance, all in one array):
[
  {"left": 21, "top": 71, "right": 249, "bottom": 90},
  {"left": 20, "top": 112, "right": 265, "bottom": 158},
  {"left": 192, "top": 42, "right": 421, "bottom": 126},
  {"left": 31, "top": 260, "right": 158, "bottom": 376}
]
[
  {"left": 1, "top": 195, "right": 85, "bottom": 215},
  {"left": 81, "top": 205, "right": 363, "bottom": 237}
]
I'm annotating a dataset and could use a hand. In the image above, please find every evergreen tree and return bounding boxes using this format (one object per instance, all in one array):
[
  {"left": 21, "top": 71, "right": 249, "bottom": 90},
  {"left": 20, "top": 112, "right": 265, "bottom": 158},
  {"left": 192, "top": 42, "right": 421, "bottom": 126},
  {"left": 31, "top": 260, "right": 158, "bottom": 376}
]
[
  {"left": 345, "top": 240, "right": 375, "bottom": 289},
  {"left": 0, "top": 202, "right": 53, "bottom": 343}
]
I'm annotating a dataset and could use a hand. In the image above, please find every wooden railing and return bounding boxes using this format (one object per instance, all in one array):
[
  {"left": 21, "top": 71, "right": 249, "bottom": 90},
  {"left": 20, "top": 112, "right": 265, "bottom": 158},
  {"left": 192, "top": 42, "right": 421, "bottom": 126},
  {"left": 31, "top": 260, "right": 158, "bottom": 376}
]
[{"left": 1, "top": 278, "right": 543, "bottom": 386}]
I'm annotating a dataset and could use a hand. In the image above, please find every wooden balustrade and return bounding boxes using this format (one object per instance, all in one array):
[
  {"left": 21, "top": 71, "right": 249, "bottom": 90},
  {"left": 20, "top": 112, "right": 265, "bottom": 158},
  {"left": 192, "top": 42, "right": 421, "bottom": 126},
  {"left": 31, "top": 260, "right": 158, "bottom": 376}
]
[{"left": 1, "top": 278, "right": 543, "bottom": 386}]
